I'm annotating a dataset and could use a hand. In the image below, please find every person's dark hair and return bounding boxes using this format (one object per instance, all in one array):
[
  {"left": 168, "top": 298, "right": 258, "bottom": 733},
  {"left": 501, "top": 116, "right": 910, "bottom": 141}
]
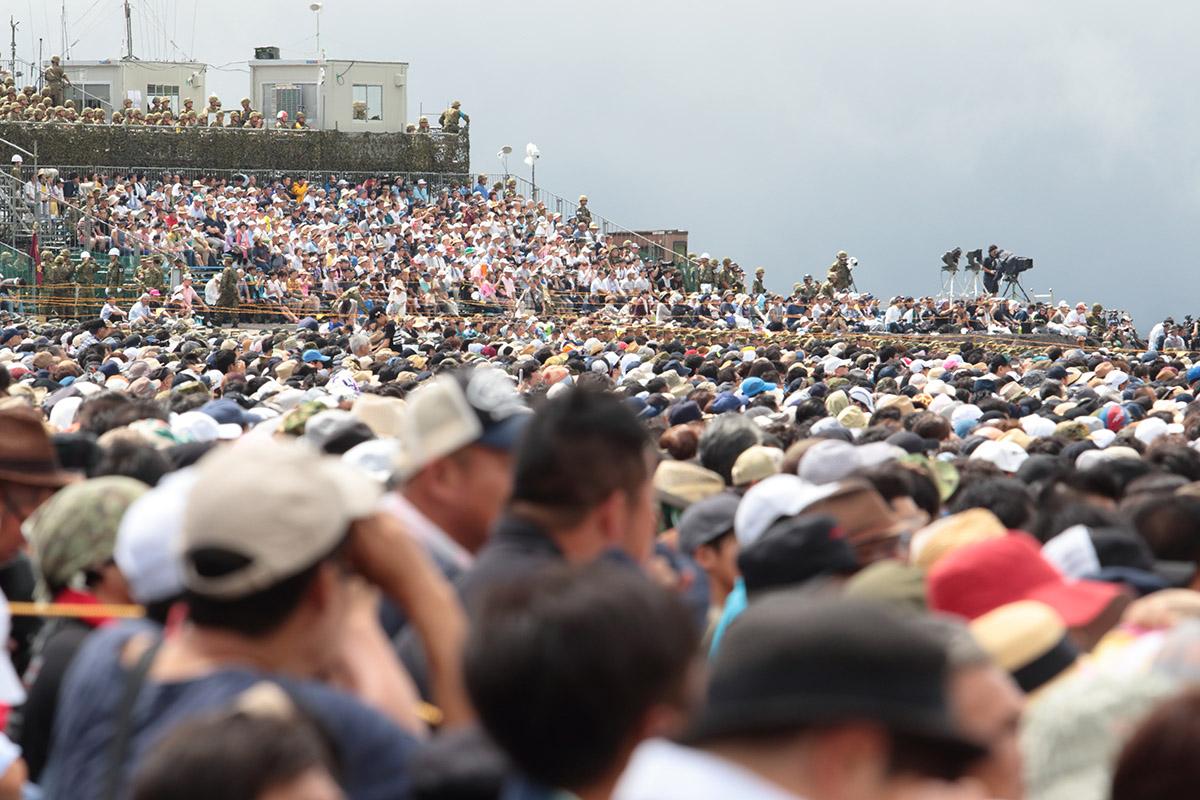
[
  {"left": 511, "top": 388, "right": 651, "bottom": 526},
  {"left": 131, "top": 702, "right": 339, "bottom": 800},
  {"left": 92, "top": 440, "right": 171, "bottom": 486},
  {"left": 1144, "top": 444, "right": 1200, "bottom": 482},
  {"left": 464, "top": 562, "right": 696, "bottom": 792},
  {"left": 947, "top": 477, "right": 1035, "bottom": 531},
  {"left": 168, "top": 389, "right": 210, "bottom": 415},
  {"left": 861, "top": 464, "right": 941, "bottom": 520},
  {"left": 51, "top": 432, "right": 102, "bottom": 475},
  {"left": 1033, "top": 501, "right": 1124, "bottom": 544},
  {"left": 74, "top": 392, "right": 132, "bottom": 436},
  {"left": 659, "top": 424, "right": 701, "bottom": 461},
  {"left": 184, "top": 539, "right": 345, "bottom": 637},
  {"left": 1111, "top": 688, "right": 1200, "bottom": 800},
  {"left": 76, "top": 393, "right": 167, "bottom": 436},
  {"left": 1128, "top": 495, "right": 1200, "bottom": 562},
  {"left": 0, "top": 366, "right": 9, "bottom": 393},
  {"left": 910, "top": 412, "right": 951, "bottom": 442},
  {"left": 698, "top": 414, "right": 763, "bottom": 485}
]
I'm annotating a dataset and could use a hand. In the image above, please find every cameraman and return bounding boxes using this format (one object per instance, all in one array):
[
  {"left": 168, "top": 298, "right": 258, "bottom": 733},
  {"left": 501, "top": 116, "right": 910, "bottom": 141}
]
[{"left": 1147, "top": 316, "right": 1173, "bottom": 352}]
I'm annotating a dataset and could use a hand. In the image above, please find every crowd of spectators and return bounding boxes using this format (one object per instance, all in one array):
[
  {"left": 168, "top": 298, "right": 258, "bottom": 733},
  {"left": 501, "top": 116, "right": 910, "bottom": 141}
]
[
  {"left": 0, "top": 166, "right": 1169, "bottom": 355},
  {"left": 0, "top": 292, "right": 1199, "bottom": 797}
]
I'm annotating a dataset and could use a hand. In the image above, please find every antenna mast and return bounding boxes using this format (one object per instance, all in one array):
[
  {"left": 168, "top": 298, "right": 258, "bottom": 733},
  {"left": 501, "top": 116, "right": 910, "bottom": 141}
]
[
  {"left": 124, "top": 0, "right": 134, "bottom": 60},
  {"left": 8, "top": 17, "right": 17, "bottom": 78}
]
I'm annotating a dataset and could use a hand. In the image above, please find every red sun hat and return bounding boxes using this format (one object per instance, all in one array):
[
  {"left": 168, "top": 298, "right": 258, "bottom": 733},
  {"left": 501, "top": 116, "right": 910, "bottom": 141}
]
[{"left": 926, "top": 532, "right": 1124, "bottom": 627}]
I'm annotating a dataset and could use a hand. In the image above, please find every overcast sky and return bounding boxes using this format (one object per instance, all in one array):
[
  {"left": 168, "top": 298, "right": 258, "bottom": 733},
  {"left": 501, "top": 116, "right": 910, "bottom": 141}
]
[{"left": 17, "top": 1, "right": 1200, "bottom": 326}]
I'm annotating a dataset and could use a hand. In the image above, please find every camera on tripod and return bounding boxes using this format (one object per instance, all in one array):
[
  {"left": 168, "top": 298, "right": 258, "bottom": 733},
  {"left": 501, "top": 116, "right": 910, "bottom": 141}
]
[
  {"left": 1001, "top": 256, "right": 1034, "bottom": 277},
  {"left": 941, "top": 248, "right": 962, "bottom": 272}
]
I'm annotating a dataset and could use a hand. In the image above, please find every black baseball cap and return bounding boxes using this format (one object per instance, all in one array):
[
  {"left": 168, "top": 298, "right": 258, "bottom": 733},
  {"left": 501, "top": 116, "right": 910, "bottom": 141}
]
[
  {"left": 737, "top": 515, "right": 857, "bottom": 595},
  {"left": 687, "top": 594, "right": 987, "bottom": 776}
]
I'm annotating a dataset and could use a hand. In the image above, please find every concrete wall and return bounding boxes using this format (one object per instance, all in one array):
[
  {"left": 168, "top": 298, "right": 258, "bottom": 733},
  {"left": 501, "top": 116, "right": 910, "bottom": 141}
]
[{"left": 0, "top": 122, "right": 469, "bottom": 176}]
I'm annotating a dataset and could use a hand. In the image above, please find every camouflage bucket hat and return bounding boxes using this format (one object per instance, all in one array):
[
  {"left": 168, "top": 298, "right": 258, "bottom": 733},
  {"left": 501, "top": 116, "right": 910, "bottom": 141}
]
[{"left": 23, "top": 476, "right": 149, "bottom": 599}]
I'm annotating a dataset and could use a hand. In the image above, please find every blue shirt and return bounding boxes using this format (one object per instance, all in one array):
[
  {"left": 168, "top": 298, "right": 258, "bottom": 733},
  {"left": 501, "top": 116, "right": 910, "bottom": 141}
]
[
  {"left": 708, "top": 578, "right": 747, "bottom": 659},
  {"left": 42, "top": 621, "right": 417, "bottom": 800}
]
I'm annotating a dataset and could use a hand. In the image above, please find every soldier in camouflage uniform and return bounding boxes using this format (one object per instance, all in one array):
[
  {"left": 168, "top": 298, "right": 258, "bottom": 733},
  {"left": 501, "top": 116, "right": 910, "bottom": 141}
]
[
  {"left": 697, "top": 256, "right": 717, "bottom": 291},
  {"left": 439, "top": 100, "right": 469, "bottom": 133},
  {"left": 135, "top": 255, "right": 164, "bottom": 296},
  {"left": 49, "top": 255, "right": 73, "bottom": 317},
  {"left": 217, "top": 256, "right": 240, "bottom": 325},
  {"left": 718, "top": 259, "right": 739, "bottom": 292},
  {"left": 1087, "top": 303, "right": 1107, "bottom": 339},
  {"left": 826, "top": 250, "right": 853, "bottom": 292},
  {"left": 751, "top": 267, "right": 767, "bottom": 296},
  {"left": 73, "top": 252, "right": 97, "bottom": 318},
  {"left": 105, "top": 251, "right": 124, "bottom": 299}
]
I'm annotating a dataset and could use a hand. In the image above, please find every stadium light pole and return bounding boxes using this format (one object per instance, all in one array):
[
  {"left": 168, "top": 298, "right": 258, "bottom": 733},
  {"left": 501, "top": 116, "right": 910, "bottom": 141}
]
[
  {"left": 498, "top": 144, "right": 512, "bottom": 183},
  {"left": 524, "top": 142, "right": 540, "bottom": 201}
]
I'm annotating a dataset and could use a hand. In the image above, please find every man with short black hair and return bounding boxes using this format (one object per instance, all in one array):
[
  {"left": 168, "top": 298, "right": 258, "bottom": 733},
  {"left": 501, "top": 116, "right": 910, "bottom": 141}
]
[{"left": 457, "top": 387, "right": 656, "bottom": 609}]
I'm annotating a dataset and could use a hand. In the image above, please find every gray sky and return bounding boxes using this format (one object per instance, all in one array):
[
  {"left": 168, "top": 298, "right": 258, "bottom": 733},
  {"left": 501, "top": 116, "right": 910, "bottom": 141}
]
[{"left": 18, "top": 1, "right": 1200, "bottom": 327}]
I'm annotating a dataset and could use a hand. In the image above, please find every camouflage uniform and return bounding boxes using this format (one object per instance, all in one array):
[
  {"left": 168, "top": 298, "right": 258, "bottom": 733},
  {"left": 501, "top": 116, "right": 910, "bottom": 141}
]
[
  {"left": 73, "top": 255, "right": 97, "bottom": 318},
  {"left": 135, "top": 257, "right": 164, "bottom": 295},
  {"left": 217, "top": 261, "right": 240, "bottom": 323},
  {"left": 751, "top": 271, "right": 766, "bottom": 295},
  {"left": 105, "top": 255, "right": 124, "bottom": 298},
  {"left": 50, "top": 256, "right": 73, "bottom": 316},
  {"left": 827, "top": 251, "right": 852, "bottom": 292},
  {"left": 439, "top": 101, "right": 469, "bottom": 132},
  {"left": 43, "top": 57, "right": 67, "bottom": 107}
]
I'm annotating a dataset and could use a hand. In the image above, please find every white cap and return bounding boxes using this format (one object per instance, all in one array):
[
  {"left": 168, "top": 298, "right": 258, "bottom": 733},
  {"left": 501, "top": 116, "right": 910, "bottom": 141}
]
[
  {"left": 170, "top": 410, "right": 220, "bottom": 443},
  {"left": 1134, "top": 417, "right": 1168, "bottom": 445},
  {"left": 734, "top": 474, "right": 843, "bottom": 547},
  {"left": 108, "top": 248, "right": 121, "bottom": 256},
  {"left": 969, "top": 440, "right": 1028, "bottom": 473},
  {"left": 181, "top": 439, "right": 381, "bottom": 599},
  {"left": 115, "top": 468, "right": 194, "bottom": 604}
]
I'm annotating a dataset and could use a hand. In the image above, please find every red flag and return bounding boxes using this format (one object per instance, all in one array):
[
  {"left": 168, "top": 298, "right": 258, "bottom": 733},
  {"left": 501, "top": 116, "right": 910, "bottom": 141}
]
[{"left": 28, "top": 229, "right": 40, "bottom": 285}]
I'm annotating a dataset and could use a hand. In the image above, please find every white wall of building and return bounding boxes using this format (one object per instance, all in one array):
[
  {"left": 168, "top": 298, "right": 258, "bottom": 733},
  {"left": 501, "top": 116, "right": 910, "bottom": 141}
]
[
  {"left": 248, "top": 59, "right": 408, "bottom": 131},
  {"left": 61, "top": 61, "right": 207, "bottom": 113}
]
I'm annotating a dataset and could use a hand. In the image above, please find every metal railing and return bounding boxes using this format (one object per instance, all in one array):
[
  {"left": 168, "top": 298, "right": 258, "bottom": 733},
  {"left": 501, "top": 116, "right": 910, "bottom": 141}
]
[
  {"left": 15, "top": 165, "right": 472, "bottom": 192},
  {"left": 501, "top": 174, "right": 700, "bottom": 270}
]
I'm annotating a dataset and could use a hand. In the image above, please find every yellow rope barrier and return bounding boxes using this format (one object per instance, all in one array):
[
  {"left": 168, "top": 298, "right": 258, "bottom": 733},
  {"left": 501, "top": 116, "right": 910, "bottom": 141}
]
[{"left": 6, "top": 601, "right": 445, "bottom": 725}]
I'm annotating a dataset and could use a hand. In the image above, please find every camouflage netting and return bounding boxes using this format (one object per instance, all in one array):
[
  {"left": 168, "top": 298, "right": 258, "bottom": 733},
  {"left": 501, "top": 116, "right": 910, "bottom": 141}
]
[{"left": 0, "top": 122, "right": 469, "bottom": 174}]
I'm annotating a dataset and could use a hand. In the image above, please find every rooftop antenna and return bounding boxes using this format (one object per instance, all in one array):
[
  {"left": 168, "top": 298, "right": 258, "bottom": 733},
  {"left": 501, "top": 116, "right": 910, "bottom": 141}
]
[
  {"left": 123, "top": 0, "right": 135, "bottom": 60},
  {"left": 8, "top": 17, "right": 17, "bottom": 78}
]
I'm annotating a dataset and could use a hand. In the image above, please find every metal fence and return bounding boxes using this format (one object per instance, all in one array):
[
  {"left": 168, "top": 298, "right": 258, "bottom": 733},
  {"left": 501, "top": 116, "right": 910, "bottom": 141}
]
[{"left": 15, "top": 165, "right": 472, "bottom": 192}]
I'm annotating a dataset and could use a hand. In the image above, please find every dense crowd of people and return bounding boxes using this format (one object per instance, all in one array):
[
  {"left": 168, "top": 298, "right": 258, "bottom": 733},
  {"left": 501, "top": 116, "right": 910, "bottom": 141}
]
[
  {"left": 6, "top": 78, "right": 1200, "bottom": 799},
  {"left": 2, "top": 165, "right": 1177, "bottom": 355},
  {"left": 0, "top": 283, "right": 1200, "bottom": 798}
]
